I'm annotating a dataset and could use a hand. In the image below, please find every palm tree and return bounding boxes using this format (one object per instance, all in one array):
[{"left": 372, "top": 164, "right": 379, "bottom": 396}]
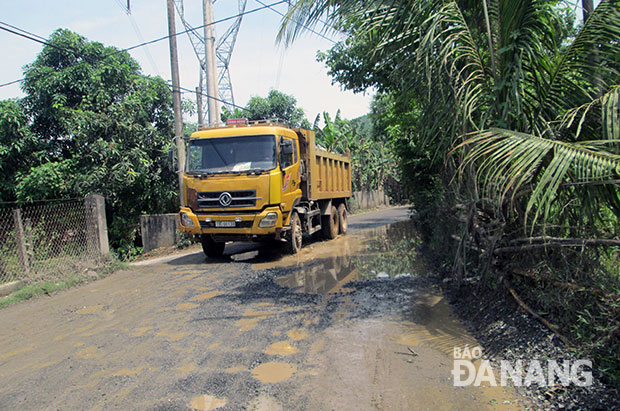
[{"left": 280, "top": 0, "right": 620, "bottom": 229}]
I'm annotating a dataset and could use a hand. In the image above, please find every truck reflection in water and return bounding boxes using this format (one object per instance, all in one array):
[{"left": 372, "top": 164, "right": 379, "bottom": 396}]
[
  {"left": 276, "top": 254, "right": 358, "bottom": 294},
  {"left": 273, "top": 219, "right": 421, "bottom": 295}
]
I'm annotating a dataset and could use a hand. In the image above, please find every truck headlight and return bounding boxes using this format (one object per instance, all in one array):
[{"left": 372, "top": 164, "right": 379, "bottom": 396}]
[
  {"left": 180, "top": 212, "right": 195, "bottom": 227},
  {"left": 259, "top": 212, "right": 278, "bottom": 228}
]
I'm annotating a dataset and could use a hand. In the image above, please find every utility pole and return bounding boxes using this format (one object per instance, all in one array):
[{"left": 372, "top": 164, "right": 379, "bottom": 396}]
[
  {"left": 196, "top": 86, "right": 204, "bottom": 126},
  {"left": 196, "top": 69, "right": 204, "bottom": 126},
  {"left": 203, "top": 0, "right": 220, "bottom": 124},
  {"left": 166, "top": 0, "right": 186, "bottom": 206}
]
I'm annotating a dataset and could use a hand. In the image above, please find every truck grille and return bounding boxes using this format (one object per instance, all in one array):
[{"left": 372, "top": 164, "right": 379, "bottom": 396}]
[{"left": 197, "top": 190, "right": 260, "bottom": 208}]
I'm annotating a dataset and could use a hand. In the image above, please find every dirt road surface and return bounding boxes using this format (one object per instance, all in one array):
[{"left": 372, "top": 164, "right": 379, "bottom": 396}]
[{"left": 0, "top": 206, "right": 523, "bottom": 410}]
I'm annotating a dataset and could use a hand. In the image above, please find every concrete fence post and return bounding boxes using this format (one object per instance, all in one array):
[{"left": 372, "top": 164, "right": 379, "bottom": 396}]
[
  {"left": 353, "top": 191, "right": 361, "bottom": 210},
  {"left": 85, "top": 194, "right": 109, "bottom": 256},
  {"left": 140, "top": 214, "right": 180, "bottom": 253},
  {"left": 12, "top": 209, "right": 30, "bottom": 274}
]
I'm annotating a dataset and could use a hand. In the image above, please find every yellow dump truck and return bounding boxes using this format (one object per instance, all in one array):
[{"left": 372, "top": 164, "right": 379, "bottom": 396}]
[{"left": 178, "top": 119, "right": 352, "bottom": 258}]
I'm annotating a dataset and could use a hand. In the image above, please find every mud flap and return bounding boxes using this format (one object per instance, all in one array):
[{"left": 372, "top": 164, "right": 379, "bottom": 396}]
[{"left": 319, "top": 199, "right": 333, "bottom": 216}]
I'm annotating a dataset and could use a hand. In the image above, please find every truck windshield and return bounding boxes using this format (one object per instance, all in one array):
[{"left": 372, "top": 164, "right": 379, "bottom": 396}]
[{"left": 187, "top": 134, "right": 276, "bottom": 173}]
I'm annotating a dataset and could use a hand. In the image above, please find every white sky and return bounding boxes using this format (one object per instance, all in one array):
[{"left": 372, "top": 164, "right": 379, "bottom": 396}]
[{"left": 0, "top": 0, "right": 372, "bottom": 122}]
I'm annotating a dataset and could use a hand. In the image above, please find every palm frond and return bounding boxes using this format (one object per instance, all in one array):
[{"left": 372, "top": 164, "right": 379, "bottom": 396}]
[
  {"left": 457, "top": 128, "right": 620, "bottom": 226},
  {"left": 277, "top": 0, "right": 372, "bottom": 46},
  {"left": 602, "top": 86, "right": 620, "bottom": 141},
  {"left": 540, "top": 0, "right": 620, "bottom": 118},
  {"left": 560, "top": 86, "right": 620, "bottom": 140}
]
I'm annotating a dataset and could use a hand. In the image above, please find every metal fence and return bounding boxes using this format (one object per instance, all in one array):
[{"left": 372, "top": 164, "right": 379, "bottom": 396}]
[{"left": 0, "top": 197, "right": 107, "bottom": 284}]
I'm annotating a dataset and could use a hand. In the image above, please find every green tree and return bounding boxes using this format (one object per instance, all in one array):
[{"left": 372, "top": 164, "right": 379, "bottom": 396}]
[
  {"left": 282, "top": 0, "right": 620, "bottom": 227},
  {"left": 315, "top": 107, "right": 402, "bottom": 193},
  {"left": 222, "top": 89, "right": 310, "bottom": 128},
  {"left": 0, "top": 100, "right": 38, "bottom": 202},
  {"left": 17, "top": 29, "right": 178, "bottom": 255}
]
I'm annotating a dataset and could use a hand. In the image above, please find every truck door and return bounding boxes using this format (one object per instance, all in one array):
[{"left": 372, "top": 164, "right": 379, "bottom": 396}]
[{"left": 280, "top": 136, "right": 301, "bottom": 219}]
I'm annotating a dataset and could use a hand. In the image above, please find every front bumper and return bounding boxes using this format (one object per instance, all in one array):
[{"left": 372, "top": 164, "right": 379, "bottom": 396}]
[{"left": 178, "top": 206, "right": 284, "bottom": 236}]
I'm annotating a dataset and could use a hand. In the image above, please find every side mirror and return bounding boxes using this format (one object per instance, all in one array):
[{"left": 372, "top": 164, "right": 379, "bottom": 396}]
[{"left": 280, "top": 140, "right": 293, "bottom": 155}]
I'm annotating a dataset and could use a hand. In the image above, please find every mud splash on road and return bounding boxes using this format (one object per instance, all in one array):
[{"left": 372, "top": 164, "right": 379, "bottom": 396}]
[
  {"left": 188, "top": 393, "right": 227, "bottom": 410},
  {"left": 252, "top": 218, "right": 523, "bottom": 409},
  {"left": 251, "top": 362, "right": 297, "bottom": 383}
]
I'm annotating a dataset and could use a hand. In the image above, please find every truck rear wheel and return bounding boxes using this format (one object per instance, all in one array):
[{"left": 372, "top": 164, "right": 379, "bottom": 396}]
[
  {"left": 338, "top": 203, "right": 348, "bottom": 234},
  {"left": 286, "top": 212, "right": 303, "bottom": 254},
  {"left": 201, "top": 235, "right": 225, "bottom": 258},
  {"left": 322, "top": 205, "right": 339, "bottom": 240}
]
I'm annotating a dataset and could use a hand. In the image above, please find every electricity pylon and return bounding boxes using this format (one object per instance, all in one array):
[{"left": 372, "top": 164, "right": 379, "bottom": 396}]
[{"left": 174, "top": 0, "right": 247, "bottom": 123}]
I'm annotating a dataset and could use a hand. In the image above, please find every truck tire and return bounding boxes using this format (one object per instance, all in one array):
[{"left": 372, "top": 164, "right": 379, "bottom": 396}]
[
  {"left": 338, "top": 203, "right": 348, "bottom": 234},
  {"left": 201, "top": 235, "right": 225, "bottom": 258},
  {"left": 286, "top": 212, "right": 303, "bottom": 254},
  {"left": 322, "top": 205, "right": 339, "bottom": 240}
]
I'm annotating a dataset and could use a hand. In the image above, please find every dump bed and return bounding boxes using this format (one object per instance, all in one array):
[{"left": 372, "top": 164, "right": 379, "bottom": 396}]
[{"left": 295, "top": 129, "right": 352, "bottom": 201}]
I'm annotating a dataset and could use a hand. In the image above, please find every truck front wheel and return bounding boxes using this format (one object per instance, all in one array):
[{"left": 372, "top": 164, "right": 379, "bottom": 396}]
[
  {"left": 322, "top": 205, "right": 339, "bottom": 240},
  {"left": 201, "top": 235, "right": 225, "bottom": 258},
  {"left": 286, "top": 212, "right": 303, "bottom": 254}
]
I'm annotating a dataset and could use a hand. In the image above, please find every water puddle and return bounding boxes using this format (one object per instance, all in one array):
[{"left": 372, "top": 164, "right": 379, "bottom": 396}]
[
  {"left": 251, "top": 362, "right": 296, "bottom": 383},
  {"left": 254, "top": 219, "right": 422, "bottom": 294},
  {"left": 264, "top": 341, "right": 298, "bottom": 356},
  {"left": 132, "top": 326, "right": 153, "bottom": 337},
  {"left": 190, "top": 291, "right": 221, "bottom": 301},
  {"left": 236, "top": 309, "right": 270, "bottom": 332},
  {"left": 188, "top": 394, "right": 227, "bottom": 410}
]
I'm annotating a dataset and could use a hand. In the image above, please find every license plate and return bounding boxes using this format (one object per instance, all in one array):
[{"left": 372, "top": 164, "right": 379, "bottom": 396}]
[{"left": 215, "top": 220, "right": 236, "bottom": 228}]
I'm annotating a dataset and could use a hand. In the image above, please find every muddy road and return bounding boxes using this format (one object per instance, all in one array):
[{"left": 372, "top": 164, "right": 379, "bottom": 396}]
[{"left": 0, "top": 207, "right": 523, "bottom": 410}]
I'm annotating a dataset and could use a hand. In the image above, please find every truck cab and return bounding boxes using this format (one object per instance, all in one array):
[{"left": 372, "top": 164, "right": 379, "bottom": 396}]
[{"left": 179, "top": 119, "right": 351, "bottom": 258}]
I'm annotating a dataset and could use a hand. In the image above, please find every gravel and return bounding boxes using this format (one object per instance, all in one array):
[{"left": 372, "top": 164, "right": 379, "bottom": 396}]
[{"left": 446, "top": 280, "right": 620, "bottom": 410}]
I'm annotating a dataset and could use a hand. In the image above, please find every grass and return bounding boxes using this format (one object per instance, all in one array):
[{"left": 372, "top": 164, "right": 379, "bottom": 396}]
[{"left": 0, "top": 257, "right": 127, "bottom": 309}]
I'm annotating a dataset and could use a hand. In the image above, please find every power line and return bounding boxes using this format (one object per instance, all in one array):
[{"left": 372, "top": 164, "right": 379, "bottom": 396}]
[
  {"left": 0, "top": 78, "right": 24, "bottom": 88},
  {"left": 0, "top": 18, "right": 246, "bottom": 109},
  {"left": 0, "top": 20, "right": 48, "bottom": 42},
  {"left": 121, "top": 0, "right": 287, "bottom": 53},
  {"left": 176, "top": 84, "right": 246, "bottom": 111},
  {"left": 0, "top": 23, "right": 73, "bottom": 54},
  {"left": 0, "top": 0, "right": 288, "bottom": 93},
  {"left": 113, "top": 0, "right": 160, "bottom": 75}
]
